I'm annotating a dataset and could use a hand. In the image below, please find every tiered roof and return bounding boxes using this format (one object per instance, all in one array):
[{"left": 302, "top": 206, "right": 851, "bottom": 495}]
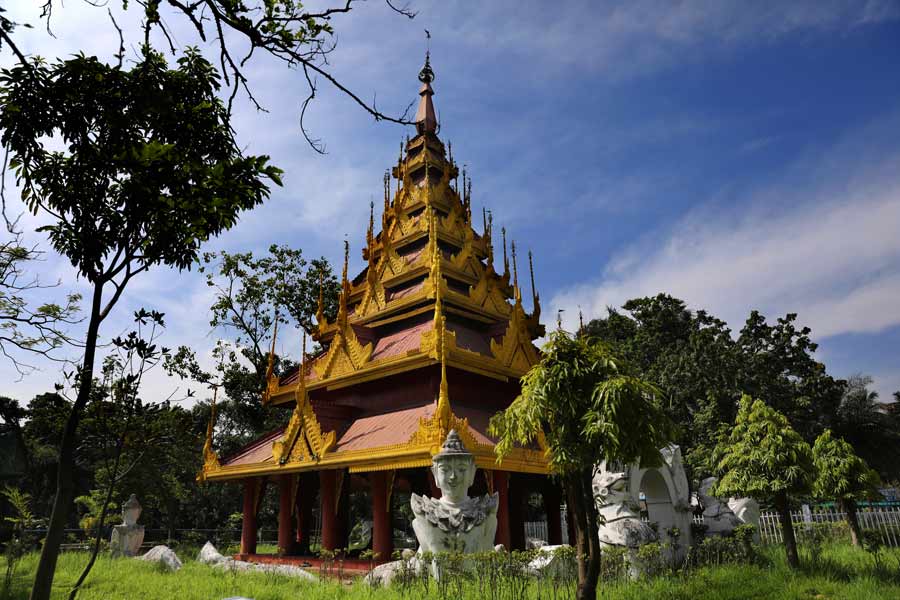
[{"left": 199, "top": 55, "right": 548, "bottom": 482}]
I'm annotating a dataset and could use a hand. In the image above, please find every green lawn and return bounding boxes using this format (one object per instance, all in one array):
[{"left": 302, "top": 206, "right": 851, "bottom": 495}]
[{"left": 2, "top": 544, "right": 898, "bottom": 600}]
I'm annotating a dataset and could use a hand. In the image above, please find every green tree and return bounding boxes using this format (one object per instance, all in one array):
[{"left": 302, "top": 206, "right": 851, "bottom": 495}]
[
  {"left": 0, "top": 48, "right": 281, "bottom": 600},
  {"left": 812, "top": 429, "right": 881, "bottom": 547},
  {"left": 714, "top": 395, "right": 814, "bottom": 569},
  {"left": 832, "top": 375, "right": 900, "bottom": 481},
  {"left": 583, "top": 295, "right": 742, "bottom": 476},
  {"left": 165, "top": 245, "right": 339, "bottom": 455},
  {"left": 489, "top": 330, "right": 675, "bottom": 600}
]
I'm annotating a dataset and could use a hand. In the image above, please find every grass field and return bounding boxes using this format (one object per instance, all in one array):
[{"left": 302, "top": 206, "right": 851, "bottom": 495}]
[{"left": 2, "top": 543, "right": 899, "bottom": 600}]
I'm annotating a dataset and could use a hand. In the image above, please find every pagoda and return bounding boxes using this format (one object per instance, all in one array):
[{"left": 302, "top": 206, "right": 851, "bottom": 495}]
[{"left": 198, "top": 54, "right": 561, "bottom": 562}]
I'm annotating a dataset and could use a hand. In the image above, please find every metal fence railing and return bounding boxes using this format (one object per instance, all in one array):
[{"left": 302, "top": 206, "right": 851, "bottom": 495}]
[{"left": 694, "top": 506, "right": 900, "bottom": 548}]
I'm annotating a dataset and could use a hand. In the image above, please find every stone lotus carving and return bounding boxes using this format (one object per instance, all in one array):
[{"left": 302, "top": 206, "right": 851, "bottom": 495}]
[
  {"left": 410, "top": 429, "right": 498, "bottom": 556},
  {"left": 110, "top": 494, "right": 145, "bottom": 558}
]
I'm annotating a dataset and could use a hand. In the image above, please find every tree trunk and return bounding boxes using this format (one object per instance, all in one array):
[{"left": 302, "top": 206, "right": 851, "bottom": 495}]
[
  {"left": 68, "top": 440, "right": 123, "bottom": 600},
  {"left": 565, "top": 468, "right": 601, "bottom": 600},
  {"left": 30, "top": 282, "right": 104, "bottom": 600},
  {"left": 840, "top": 498, "right": 862, "bottom": 548},
  {"left": 775, "top": 491, "right": 800, "bottom": 570}
]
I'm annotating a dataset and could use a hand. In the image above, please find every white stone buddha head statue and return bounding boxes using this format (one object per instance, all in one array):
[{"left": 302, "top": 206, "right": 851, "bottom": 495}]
[
  {"left": 122, "top": 494, "right": 142, "bottom": 527},
  {"left": 431, "top": 429, "right": 477, "bottom": 505}
]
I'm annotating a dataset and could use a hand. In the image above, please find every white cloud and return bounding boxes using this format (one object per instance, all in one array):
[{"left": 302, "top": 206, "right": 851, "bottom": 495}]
[{"left": 551, "top": 114, "right": 900, "bottom": 400}]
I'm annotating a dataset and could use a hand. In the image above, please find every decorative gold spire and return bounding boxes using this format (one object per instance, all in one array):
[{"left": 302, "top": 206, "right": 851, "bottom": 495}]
[
  {"left": 435, "top": 315, "right": 451, "bottom": 437},
  {"left": 502, "top": 227, "right": 510, "bottom": 280},
  {"left": 338, "top": 239, "right": 350, "bottom": 325},
  {"left": 199, "top": 386, "right": 221, "bottom": 478},
  {"left": 415, "top": 52, "right": 437, "bottom": 135},
  {"left": 383, "top": 171, "right": 391, "bottom": 221},
  {"left": 528, "top": 249, "right": 540, "bottom": 315},
  {"left": 261, "top": 312, "right": 280, "bottom": 404},
  {"left": 511, "top": 240, "right": 521, "bottom": 304},
  {"left": 485, "top": 211, "right": 494, "bottom": 270}
]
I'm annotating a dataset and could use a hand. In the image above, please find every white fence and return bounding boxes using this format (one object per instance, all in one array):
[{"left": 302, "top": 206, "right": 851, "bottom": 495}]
[{"left": 694, "top": 506, "right": 900, "bottom": 548}]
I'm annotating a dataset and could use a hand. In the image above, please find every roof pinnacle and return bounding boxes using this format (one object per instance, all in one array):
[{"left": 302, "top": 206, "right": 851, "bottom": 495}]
[
  {"left": 415, "top": 51, "right": 438, "bottom": 135},
  {"left": 512, "top": 240, "right": 521, "bottom": 304},
  {"left": 338, "top": 240, "right": 350, "bottom": 324}
]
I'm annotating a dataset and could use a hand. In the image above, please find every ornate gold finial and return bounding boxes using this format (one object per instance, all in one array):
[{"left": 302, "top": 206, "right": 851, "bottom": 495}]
[
  {"left": 316, "top": 270, "right": 325, "bottom": 326},
  {"left": 199, "top": 385, "right": 221, "bottom": 479},
  {"left": 528, "top": 249, "right": 540, "bottom": 314},
  {"left": 262, "top": 314, "right": 278, "bottom": 403},
  {"left": 383, "top": 171, "right": 391, "bottom": 219},
  {"left": 512, "top": 241, "right": 521, "bottom": 303},
  {"left": 367, "top": 201, "right": 375, "bottom": 246},
  {"left": 465, "top": 177, "right": 472, "bottom": 224},
  {"left": 485, "top": 211, "right": 494, "bottom": 270},
  {"left": 338, "top": 239, "right": 350, "bottom": 324},
  {"left": 502, "top": 227, "right": 510, "bottom": 279},
  {"left": 415, "top": 51, "right": 437, "bottom": 135},
  {"left": 436, "top": 315, "right": 451, "bottom": 437}
]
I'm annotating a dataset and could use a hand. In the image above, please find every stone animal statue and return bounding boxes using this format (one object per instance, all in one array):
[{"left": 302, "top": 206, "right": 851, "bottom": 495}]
[{"left": 698, "top": 477, "right": 743, "bottom": 537}]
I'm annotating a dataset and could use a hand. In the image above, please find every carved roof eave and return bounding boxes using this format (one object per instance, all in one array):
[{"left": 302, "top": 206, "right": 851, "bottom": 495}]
[
  {"left": 200, "top": 409, "right": 549, "bottom": 482},
  {"left": 266, "top": 344, "right": 536, "bottom": 405}
]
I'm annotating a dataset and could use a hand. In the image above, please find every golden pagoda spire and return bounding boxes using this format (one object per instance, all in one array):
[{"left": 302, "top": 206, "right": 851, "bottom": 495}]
[
  {"left": 485, "top": 211, "right": 494, "bottom": 271},
  {"left": 338, "top": 239, "right": 350, "bottom": 325},
  {"left": 502, "top": 227, "right": 510, "bottom": 279},
  {"left": 465, "top": 177, "right": 472, "bottom": 224},
  {"left": 529, "top": 249, "right": 541, "bottom": 316},
  {"left": 511, "top": 240, "right": 521, "bottom": 304},
  {"left": 415, "top": 51, "right": 437, "bottom": 135},
  {"left": 367, "top": 200, "right": 375, "bottom": 246},
  {"left": 366, "top": 201, "right": 376, "bottom": 286},
  {"left": 383, "top": 171, "right": 391, "bottom": 222}
]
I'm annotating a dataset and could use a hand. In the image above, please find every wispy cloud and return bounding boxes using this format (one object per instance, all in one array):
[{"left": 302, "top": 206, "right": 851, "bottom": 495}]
[{"left": 551, "top": 111, "right": 900, "bottom": 391}]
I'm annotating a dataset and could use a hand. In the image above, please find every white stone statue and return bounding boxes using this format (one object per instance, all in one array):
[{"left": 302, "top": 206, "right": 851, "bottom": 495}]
[
  {"left": 698, "top": 477, "right": 742, "bottom": 537},
  {"left": 110, "top": 494, "right": 145, "bottom": 558},
  {"left": 727, "top": 496, "right": 760, "bottom": 528},
  {"left": 410, "top": 429, "right": 498, "bottom": 555},
  {"left": 593, "top": 467, "right": 657, "bottom": 550}
]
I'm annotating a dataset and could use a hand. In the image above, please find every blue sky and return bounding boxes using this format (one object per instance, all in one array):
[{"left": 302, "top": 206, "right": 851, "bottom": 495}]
[{"left": 2, "top": 1, "right": 900, "bottom": 404}]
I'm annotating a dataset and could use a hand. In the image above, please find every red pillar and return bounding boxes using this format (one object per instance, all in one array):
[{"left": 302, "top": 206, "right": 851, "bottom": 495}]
[
  {"left": 509, "top": 475, "right": 526, "bottom": 550},
  {"left": 544, "top": 482, "right": 563, "bottom": 545},
  {"left": 370, "top": 471, "right": 393, "bottom": 562},
  {"left": 295, "top": 472, "right": 317, "bottom": 555},
  {"left": 277, "top": 474, "right": 296, "bottom": 555},
  {"left": 493, "top": 470, "right": 511, "bottom": 549},
  {"left": 319, "top": 470, "right": 340, "bottom": 551},
  {"left": 240, "top": 478, "right": 259, "bottom": 556}
]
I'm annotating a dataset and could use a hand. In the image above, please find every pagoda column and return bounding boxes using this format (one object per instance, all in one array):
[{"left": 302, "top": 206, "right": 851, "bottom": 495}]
[
  {"left": 370, "top": 471, "right": 394, "bottom": 562},
  {"left": 508, "top": 475, "right": 526, "bottom": 550},
  {"left": 493, "top": 470, "right": 511, "bottom": 549},
  {"left": 277, "top": 474, "right": 297, "bottom": 555},
  {"left": 543, "top": 480, "right": 563, "bottom": 546},
  {"left": 295, "top": 472, "right": 318, "bottom": 555},
  {"left": 240, "top": 478, "right": 260, "bottom": 556},
  {"left": 320, "top": 470, "right": 346, "bottom": 551}
]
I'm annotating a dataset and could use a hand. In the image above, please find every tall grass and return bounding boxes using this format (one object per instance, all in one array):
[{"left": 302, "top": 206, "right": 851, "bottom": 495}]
[{"left": 1, "top": 543, "right": 898, "bottom": 600}]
